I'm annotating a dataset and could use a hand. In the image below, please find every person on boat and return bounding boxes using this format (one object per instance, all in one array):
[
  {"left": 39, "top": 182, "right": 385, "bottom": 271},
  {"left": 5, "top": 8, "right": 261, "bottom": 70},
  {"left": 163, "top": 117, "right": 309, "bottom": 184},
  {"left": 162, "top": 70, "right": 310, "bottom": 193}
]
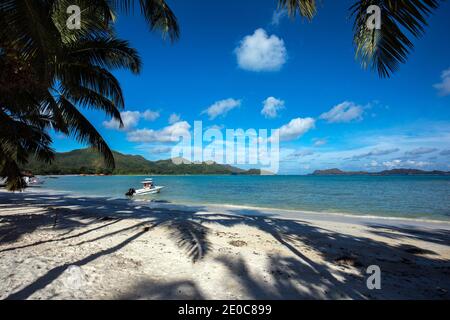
[{"left": 143, "top": 181, "right": 153, "bottom": 189}]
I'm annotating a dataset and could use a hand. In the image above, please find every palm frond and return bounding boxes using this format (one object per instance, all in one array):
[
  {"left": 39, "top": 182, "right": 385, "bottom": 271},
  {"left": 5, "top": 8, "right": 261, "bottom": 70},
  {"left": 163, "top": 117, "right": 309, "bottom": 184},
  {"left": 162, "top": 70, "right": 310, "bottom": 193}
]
[
  {"left": 64, "top": 37, "right": 141, "bottom": 74},
  {"left": 351, "top": 0, "right": 441, "bottom": 77},
  {"left": 0, "top": 158, "right": 27, "bottom": 191},
  {"left": 60, "top": 85, "right": 123, "bottom": 125},
  {"left": 57, "top": 95, "right": 116, "bottom": 168},
  {"left": 110, "top": 0, "right": 180, "bottom": 40},
  {"left": 51, "top": 0, "right": 116, "bottom": 42},
  {"left": 56, "top": 63, "right": 125, "bottom": 109},
  {"left": 0, "top": 110, "right": 54, "bottom": 164},
  {"left": 277, "top": 0, "right": 318, "bottom": 20},
  {"left": 0, "top": 0, "right": 174, "bottom": 187},
  {"left": 0, "top": 107, "right": 54, "bottom": 191}
]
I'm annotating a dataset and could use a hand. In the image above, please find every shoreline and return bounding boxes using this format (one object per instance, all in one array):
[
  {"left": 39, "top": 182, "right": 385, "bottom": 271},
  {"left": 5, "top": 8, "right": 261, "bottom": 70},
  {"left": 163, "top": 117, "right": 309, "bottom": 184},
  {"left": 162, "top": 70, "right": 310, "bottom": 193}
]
[
  {"left": 142, "top": 200, "right": 450, "bottom": 226},
  {"left": 16, "top": 187, "right": 450, "bottom": 225}
]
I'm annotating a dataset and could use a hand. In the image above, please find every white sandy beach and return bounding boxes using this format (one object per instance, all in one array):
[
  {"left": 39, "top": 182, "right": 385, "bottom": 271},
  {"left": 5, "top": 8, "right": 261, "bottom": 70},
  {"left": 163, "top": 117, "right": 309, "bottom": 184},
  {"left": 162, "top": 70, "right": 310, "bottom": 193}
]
[{"left": 0, "top": 189, "right": 449, "bottom": 300}]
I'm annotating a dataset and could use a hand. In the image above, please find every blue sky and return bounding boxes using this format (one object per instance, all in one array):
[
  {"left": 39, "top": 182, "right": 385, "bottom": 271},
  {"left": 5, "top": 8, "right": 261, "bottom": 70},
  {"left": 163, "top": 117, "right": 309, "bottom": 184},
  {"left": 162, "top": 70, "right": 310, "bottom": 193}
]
[{"left": 52, "top": 0, "right": 450, "bottom": 174}]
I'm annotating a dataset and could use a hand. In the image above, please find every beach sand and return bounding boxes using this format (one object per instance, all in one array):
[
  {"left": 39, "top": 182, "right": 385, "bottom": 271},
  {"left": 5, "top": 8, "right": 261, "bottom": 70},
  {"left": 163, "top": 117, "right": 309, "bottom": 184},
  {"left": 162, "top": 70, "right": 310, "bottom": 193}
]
[{"left": 1, "top": 189, "right": 449, "bottom": 300}]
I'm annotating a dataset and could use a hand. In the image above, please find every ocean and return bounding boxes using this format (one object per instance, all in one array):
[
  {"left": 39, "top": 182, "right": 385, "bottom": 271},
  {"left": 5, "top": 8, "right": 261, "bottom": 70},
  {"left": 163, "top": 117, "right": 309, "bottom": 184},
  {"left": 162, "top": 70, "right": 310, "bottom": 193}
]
[{"left": 36, "top": 175, "right": 450, "bottom": 221}]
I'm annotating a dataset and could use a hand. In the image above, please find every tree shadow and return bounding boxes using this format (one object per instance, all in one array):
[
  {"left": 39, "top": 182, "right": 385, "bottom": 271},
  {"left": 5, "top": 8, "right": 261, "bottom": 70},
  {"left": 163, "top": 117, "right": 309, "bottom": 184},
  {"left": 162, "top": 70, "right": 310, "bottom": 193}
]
[
  {"left": 214, "top": 254, "right": 365, "bottom": 299},
  {"left": 5, "top": 227, "right": 153, "bottom": 300},
  {"left": 160, "top": 218, "right": 211, "bottom": 263},
  {"left": 118, "top": 280, "right": 205, "bottom": 300},
  {"left": 0, "top": 218, "right": 121, "bottom": 253},
  {"left": 366, "top": 223, "right": 450, "bottom": 246},
  {"left": 2, "top": 191, "right": 450, "bottom": 299},
  {"left": 0, "top": 207, "right": 90, "bottom": 245}
]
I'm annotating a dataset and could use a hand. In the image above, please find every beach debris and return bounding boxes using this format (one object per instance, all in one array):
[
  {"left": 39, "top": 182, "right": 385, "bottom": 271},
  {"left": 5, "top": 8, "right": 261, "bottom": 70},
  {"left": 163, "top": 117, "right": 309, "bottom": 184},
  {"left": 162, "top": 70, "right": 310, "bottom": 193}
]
[
  {"left": 334, "top": 255, "right": 363, "bottom": 268},
  {"left": 229, "top": 240, "right": 247, "bottom": 247}
]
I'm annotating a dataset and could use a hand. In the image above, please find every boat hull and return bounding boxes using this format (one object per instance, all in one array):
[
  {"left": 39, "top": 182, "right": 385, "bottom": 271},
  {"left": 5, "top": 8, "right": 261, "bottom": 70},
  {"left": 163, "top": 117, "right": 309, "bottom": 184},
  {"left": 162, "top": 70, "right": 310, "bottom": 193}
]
[{"left": 134, "top": 186, "right": 164, "bottom": 195}]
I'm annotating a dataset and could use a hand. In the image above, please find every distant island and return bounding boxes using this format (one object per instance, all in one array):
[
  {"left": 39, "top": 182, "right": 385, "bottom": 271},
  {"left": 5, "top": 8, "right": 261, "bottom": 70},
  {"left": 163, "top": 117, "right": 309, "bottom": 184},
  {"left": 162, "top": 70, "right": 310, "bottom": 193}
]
[
  {"left": 310, "top": 168, "right": 450, "bottom": 176},
  {"left": 24, "top": 148, "right": 267, "bottom": 175}
]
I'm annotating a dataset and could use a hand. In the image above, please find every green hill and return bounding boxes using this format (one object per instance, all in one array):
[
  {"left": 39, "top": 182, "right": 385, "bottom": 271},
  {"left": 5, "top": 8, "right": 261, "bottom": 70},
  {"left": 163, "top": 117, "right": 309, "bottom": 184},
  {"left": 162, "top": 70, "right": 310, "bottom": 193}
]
[{"left": 24, "top": 148, "right": 261, "bottom": 175}]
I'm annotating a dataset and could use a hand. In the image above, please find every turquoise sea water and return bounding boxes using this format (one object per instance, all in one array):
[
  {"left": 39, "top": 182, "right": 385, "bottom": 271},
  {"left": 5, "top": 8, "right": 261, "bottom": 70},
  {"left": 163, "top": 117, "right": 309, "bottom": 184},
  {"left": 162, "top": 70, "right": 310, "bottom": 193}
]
[{"left": 38, "top": 175, "right": 450, "bottom": 221}]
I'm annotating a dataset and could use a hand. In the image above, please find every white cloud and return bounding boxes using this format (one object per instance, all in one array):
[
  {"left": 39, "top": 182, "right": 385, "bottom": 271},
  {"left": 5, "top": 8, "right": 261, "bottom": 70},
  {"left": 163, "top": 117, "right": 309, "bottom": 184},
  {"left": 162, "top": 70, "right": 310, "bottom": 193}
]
[
  {"left": 103, "top": 111, "right": 141, "bottom": 131},
  {"left": 271, "top": 9, "right": 287, "bottom": 25},
  {"left": 352, "top": 148, "right": 400, "bottom": 159},
  {"left": 382, "top": 159, "right": 431, "bottom": 168},
  {"left": 368, "top": 160, "right": 379, "bottom": 167},
  {"left": 433, "top": 67, "right": 450, "bottom": 96},
  {"left": 103, "top": 109, "right": 160, "bottom": 131},
  {"left": 404, "top": 147, "right": 437, "bottom": 156},
  {"left": 142, "top": 110, "right": 160, "bottom": 121},
  {"left": 313, "top": 138, "right": 327, "bottom": 147},
  {"left": 151, "top": 146, "right": 173, "bottom": 154},
  {"left": 202, "top": 98, "right": 241, "bottom": 120},
  {"left": 127, "top": 121, "right": 191, "bottom": 143},
  {"left": 319, "top": 101, "right": 364, "bottom": 123},
  {"left": 277, "top": 117, "right": 315, "bottom": 141},
  {"left": 277, "top": 121, "right": 450, "bottom": 173},
  {"left": 168, "top": 113, "right": 181, "bottom": 124},
  {"left": 261, "top": 97, "right": 285, "bottom": 118},
  {"left": 235, "top": 28, "right": 287, "bottom": 72},
  {"left": 290, "top": 150, "right": 314, "bottom": 158}
]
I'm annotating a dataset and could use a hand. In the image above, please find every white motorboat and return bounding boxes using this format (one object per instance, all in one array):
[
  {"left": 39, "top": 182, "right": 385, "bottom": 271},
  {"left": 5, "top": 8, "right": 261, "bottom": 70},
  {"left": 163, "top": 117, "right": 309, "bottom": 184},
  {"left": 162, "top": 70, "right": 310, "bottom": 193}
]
[
  {"left": 25, "top": 176, "right": 44, "bottom": 186},
  {"left": 125, "top": 178, "right": 164, "bottom": 197},
  {"left": 1, "top": 176, "right": 43, "bottom": 187}
]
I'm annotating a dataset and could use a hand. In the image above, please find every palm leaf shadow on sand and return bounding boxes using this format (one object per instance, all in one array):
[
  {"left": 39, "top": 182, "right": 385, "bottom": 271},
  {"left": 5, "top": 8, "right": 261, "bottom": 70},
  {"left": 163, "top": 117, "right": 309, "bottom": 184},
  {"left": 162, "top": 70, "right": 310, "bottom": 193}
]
[
  {"left": 0, "top": 193, "right": 211, "bottom": 263},
  {"left": 366, "top": 223, "right": 450, "bottom": 246},
  {"left": 0, "top": 217, "right": 121, "bottom": 253},
  {"left": 0, "top": 208, "right": 91, "bottom": 245},
  {"left": 5, "top": 227, "right": 151, "bottom": 300},
  {"left": 2, "top": 211, "right": 210, "bottom": 299},
  {"left": 160, "top": 218, "right": 211, "bottom": 263},
  {"left": 119, "top": 210, "right": 450, "bottom": 299}
]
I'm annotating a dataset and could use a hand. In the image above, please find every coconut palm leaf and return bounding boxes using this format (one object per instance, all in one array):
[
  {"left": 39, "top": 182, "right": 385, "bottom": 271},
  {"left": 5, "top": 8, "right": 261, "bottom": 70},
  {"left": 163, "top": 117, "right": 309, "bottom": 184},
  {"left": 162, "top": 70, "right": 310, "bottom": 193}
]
[
  {"left": 278, "top": 0, "right": 442, "bottom": 77},
  {"left": 278, "top": 0, "right": 318, "bottom": 20},
  {"left": 0, "top": 111, "right": 54, "bottom": 164},
  {"left": 0, "top": 108, "right": 54, "bottom": 190},
  {"left": 51, "top": 0, "right": 116, "bottom": 42},
  {"left": 351, "top": 0, "right": 441, "bottom": 77},
  {"left": 56, "top": 94, "right": 116, "bottom": 168},
  {"left": 0, "top": 0, "right": 145, "bottom": 190},
  {"left": 63, "top": 37, "right": 141, "bottom": 74},
  {"left": 0, "top": 158, "right": 28, "bottom": 191},
  {"left": 56, "top": 63, "right": 126, "bottom": 110},
  {"left": 110, "top": 0, "right": 180, "bottom": 40}
]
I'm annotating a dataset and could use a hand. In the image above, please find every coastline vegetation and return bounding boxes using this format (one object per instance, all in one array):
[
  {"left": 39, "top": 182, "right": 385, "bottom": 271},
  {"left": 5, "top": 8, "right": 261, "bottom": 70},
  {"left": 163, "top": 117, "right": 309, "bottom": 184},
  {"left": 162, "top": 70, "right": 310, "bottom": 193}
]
[{"left": 24, "top": 148, "right": 263, "bottom": 175}]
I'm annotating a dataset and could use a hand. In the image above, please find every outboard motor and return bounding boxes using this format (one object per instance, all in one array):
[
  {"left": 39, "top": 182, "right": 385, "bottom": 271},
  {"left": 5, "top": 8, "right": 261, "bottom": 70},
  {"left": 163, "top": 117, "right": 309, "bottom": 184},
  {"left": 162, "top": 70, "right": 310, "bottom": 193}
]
[{"left": 125, "top": 188, "right": 136, "bottom": 197}]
